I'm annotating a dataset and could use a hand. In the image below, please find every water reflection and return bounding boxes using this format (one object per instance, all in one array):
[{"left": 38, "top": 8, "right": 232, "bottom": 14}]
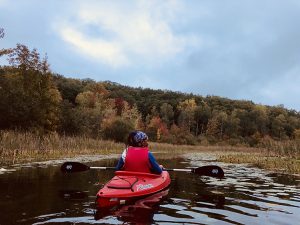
[
  {"left": 0, "top": 155, "right": 299, "bottom": 224},
  {"left": 95, "top": 189, "right": 169, "bottom": 224},
  {"left": 160, "top": 154, "right": 300, "bottom": 225},
  {"left": 59, "top": 190, "right": 89, "bottom": 200}
]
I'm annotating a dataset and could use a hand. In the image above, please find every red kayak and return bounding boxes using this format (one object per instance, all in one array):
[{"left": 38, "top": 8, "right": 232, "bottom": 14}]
[
  {"left": 61, "top": 161, "right": 223, "bottom": 209},
  {"left": 96, "top": 170, "right": 171, "bottom": 208}
]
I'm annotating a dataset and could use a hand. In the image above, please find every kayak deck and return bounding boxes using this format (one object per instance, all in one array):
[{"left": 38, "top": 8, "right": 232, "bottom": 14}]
[{"left": 96, "top": 170, "right": 171, "bottom": 208}]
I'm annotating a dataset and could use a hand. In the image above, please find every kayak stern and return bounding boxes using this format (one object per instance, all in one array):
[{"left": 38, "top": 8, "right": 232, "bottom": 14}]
[{"left": 96, "top": 170, "right": 170, "bottom": 208}]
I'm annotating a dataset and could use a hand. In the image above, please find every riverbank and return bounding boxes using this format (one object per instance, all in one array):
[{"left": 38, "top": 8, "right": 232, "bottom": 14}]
[
  {"left": 217, "top": 139, "right": 300, "bottom": 174},
  {"left": 1, "top": 131, "right": 299, "bottom": 174},
  {"left": 218, "top": 152, "right": 300, "bottom": 175},
  {"left": 0, "top": 131, "right": 123, "bottom": 165},
  {"left": 0, "top": 130, "right": 250, "bottom": 165}
]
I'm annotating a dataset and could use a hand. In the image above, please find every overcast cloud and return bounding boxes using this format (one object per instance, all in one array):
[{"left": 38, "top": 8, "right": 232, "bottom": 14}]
[{"left": 1, "top": 0, "right": 300, "bottom": 110}]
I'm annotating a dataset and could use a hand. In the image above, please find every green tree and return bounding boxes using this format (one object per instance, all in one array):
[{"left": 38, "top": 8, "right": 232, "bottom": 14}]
[
  {"left": 252, "top": 105, "right": 269, "bottom": 136},
  {"left": 223, "top": 110, "right": 240, "bottom": 138},
  {"left": 121, "top": 102, "right": 143, "bottom": 130},
  {"left": 159, "top": 103, "right": 174, "bottom": 127},
  {"left": 0, "top": 44, "right": 61, "bottom": 132},
  {"left": 53, "top": 75, "right": 84, "bottom": 104},
  {"left": 102, "top": 117, "right": 134, "bottom": 143},
  {"left": 177, "top": 98, "right": 197, "bottom": 132},
  {"left": 75, "top": 88, "right": 115, "bottom": 137},
  {"left": 194, "top": 103, "right": 211, "bottom": 135},
  {"left": 236, "top": 109, "right": 257, "bottom": 137},
  {"left": 271, "top": 114, "right": 287, "bottom": 140}
]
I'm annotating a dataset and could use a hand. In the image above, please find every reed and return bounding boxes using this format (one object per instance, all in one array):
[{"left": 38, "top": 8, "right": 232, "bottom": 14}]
[
  {"left": 216, "top": 139, "right": 300, "bottom": 174},
  {"left": 0, "top": 130, "right": 123, "bottom": 165},
  {"left": 150, "top": 142, "right": 257, "bottom": 153},
  {"left": 258, "top": 138, "right": 300, "bottom": 159},
  {"left": 1, "top": 131, "right": 299, "bottom": 175},
  {"left": 218, "top": 153, "right": 300, "bottom": 174},
  {"left": 0, "top": 130, "right": 256, "bottom": 165}
]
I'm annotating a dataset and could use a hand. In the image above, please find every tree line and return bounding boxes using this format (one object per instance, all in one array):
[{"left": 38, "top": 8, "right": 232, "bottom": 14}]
[{"left": 1, "top": 37, "right": 300, "bottom": 146}]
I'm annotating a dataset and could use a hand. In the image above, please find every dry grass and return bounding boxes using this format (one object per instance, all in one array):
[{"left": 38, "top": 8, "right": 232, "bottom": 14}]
[
  {"left": 0, "top": 131, "right": 257, "bottom": 165},
  {"left": 0, "top": 131, "right": 124, "bottom": 165},
  {"left": 259, "top": 139, "right": 300, "bottom": 159},
  {"left": 218, "top": 152, "right": 300, "bottom": 174},
  {"left": 150, "top": 142, "right": 257, "bottom": 153},
  {"left": 216, "top": 138, "right": 300, "bottom": 174},
  {"left": 1, "top": 131, "right": 299, "bottom": 174}
]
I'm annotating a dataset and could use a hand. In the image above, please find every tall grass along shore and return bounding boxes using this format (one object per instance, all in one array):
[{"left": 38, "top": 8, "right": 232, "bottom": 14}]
[
  {"left": 1, "top": 130, "right": 237, "bottom": 165},
  {"left": 1, "top": 131, "right": 299, "bottom": 174},
  {"left": 0, "top": 131, "right": 124, "bottom": 165},
  {"left": 218, "top": 139, "right": 300, "bottom": 174}
]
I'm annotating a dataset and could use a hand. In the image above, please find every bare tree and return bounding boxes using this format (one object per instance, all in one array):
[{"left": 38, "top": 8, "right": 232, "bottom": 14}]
[
  {"left": 0, "top": 27, "right": 4, "bottom": 38},
  {"left": 0, "top": 28, "right": 13, "bottom": 57}
]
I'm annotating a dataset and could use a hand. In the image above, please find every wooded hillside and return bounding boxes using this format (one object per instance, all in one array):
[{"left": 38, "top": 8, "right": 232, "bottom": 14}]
[{"left": 1, "top": 43, "right": 300, "bottom": 146}]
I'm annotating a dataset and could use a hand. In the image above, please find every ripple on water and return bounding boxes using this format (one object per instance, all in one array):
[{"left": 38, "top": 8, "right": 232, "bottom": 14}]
[
  {"left": 178, "top": 153, "right": 300, "bottom": 224},
  {"left": 0, "top": 153, "right": 299, "bottom": 225}
]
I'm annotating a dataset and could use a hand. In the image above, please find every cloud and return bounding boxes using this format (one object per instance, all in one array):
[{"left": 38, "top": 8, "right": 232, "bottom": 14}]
[
  {"left": 54, "top": 0, "right": 191, "bottom": 67},
  {"left": 58, "top": 25, "right": 129, "bottom": 67},
  {"left": 258, "top": 66, "right": 300, "bottom": 109},
  {"left": 181, "top": 0, "right": 300, "bottom": 109},
  {"left": 2, "top": 0, "right": 299, "bottom": 110}
]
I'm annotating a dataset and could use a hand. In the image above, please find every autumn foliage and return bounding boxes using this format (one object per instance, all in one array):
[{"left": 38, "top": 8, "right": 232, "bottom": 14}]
[{"left": 1, "top": 35, "right": 300, "bottom": 146}]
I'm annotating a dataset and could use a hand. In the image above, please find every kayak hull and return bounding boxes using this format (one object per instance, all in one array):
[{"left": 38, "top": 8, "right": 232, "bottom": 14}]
[{"left": 96, "top": 170, "right": 171, "bottom": 208}]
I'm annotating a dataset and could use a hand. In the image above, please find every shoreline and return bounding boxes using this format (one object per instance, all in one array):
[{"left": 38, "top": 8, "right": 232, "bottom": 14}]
[
  {"left": 1, "top": 131, "right": 299, "bottom": 174},
  {"left": 1, "top": 147, "right": 299, "bottom": 175}
]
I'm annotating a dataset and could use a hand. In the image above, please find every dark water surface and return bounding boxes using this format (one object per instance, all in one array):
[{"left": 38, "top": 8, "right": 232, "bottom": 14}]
[{"left": 0, "top": 154, "right": 299, "bottom": 224}]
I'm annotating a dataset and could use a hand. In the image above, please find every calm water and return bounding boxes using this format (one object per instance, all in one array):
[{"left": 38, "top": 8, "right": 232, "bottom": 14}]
[{"left": 0, "top": 154, "right": 299, "bottom": 225}]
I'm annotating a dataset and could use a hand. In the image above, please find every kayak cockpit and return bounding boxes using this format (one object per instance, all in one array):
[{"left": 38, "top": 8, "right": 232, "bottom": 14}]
[{"left": 96, "top": 170, "right": 171, "bottom": 208}]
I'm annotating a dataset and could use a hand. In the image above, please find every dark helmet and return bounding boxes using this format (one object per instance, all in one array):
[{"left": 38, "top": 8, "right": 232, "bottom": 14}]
[{"left": 127, "top": 131, "right": 148, "bottom": 147}]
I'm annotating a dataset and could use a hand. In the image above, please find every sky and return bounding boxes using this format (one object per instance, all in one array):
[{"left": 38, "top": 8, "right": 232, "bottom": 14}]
[{"left": 1, "top": 0, "right": 300, "bottom": 111}]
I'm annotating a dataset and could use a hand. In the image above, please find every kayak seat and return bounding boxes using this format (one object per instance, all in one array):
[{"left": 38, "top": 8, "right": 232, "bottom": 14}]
[{"left": 107, "top": 176, "right": 138, "bottom": 192}]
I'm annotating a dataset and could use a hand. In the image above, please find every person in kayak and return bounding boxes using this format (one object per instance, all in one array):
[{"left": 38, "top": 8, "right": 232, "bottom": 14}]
[{"left": 115, "top": 131, "right": 163, "bottom": 174}]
